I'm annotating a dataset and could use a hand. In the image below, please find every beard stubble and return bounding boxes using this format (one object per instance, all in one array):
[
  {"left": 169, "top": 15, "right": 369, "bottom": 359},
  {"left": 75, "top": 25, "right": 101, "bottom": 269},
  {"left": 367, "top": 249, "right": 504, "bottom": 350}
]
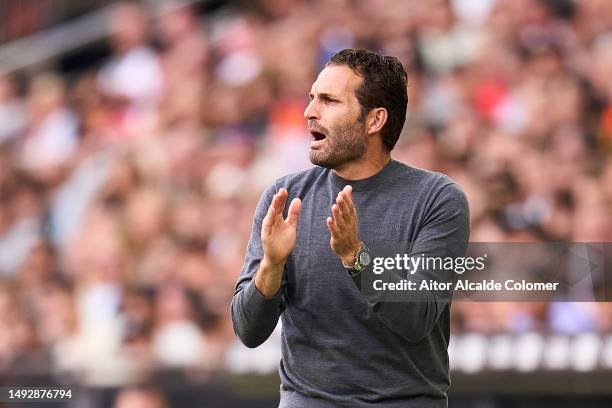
[{"left": 309, "top": 119, "right": 367, "bottom": 169}]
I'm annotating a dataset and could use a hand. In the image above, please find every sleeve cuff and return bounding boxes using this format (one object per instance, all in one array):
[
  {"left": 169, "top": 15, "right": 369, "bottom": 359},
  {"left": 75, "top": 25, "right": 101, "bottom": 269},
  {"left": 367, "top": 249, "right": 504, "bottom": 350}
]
[
  {"left": 245, "top": 278, "right": 283, "bottom": 309},
  {"left": 350, "top": 270, "right": 363, "bottom": 290}
]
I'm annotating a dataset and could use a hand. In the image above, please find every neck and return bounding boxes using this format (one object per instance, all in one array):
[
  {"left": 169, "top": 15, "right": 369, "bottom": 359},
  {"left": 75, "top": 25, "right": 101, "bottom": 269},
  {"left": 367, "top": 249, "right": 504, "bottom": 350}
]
[{"left": 333, "top": 150, "right": 391, "bottom": 180}]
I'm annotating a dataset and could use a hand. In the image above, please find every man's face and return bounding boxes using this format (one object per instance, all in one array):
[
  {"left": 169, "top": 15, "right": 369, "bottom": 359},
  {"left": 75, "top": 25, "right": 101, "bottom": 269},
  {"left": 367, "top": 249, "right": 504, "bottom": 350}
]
[{"left": 304, "top": 65, "right": 368, "bottom": 169}]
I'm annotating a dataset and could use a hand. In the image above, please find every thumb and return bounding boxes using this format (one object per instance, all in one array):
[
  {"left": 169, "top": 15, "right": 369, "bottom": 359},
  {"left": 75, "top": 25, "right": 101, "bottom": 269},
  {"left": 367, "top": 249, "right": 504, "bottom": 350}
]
[{"left": 285, "top": 197, "right": 302, "bottom": 226}]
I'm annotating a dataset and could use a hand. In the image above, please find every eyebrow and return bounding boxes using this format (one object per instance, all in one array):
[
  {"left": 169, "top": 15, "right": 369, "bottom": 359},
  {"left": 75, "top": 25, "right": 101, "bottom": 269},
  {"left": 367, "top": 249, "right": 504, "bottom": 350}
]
[{"left": 309, "top": 92, "right": 340, "bottom": 100}]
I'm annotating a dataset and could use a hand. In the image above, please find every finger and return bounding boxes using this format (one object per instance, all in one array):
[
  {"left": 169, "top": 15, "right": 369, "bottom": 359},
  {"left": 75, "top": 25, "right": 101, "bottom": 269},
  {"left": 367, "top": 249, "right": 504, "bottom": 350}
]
[
  {"left": 341, "top": 186, "right": 356, "bottom": 214},
  {"left": 336, "top": 193, "right": 353, "bottom": 222},
  {"left": 266, "top": 192, "right": 279, "bottom": 218},
  {"left": 329, "top": 208, "right": 344, "bottom": 237},
  {"left": 326, "top": 216, "right": 333, "bottom": 235},
  {"left": 268, "top": 191, "right": 279, "bottom": 214},
  {"left": 332, "top": 204, "right": 344, "bottom": 227},
  {"left": 275, "top": 188, "right": 288, "bottom": 213},
  {"left": 262, "top": 207, "right": 274, "bottom": 236},
  {"left": 262, "top": 216, "right": 271, "bottom": 236},
  {"left": 285, "top": 198, "right": 301, "bottom": 226},
  {"left": 326, "top": 216, "right": 340, "bottom": 237},
  {"left": 343, "top": 185, "right": 352, "bottom": 199},
  {"left": 263, "top": 193, "right": 279, "bottom": 233}
]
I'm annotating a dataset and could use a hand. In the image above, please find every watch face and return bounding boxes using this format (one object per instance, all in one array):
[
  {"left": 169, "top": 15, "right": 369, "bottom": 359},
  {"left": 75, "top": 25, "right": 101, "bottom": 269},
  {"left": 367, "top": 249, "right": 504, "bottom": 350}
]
[{"left": 359, "top": 250, "right": 371, "bottom": 266}]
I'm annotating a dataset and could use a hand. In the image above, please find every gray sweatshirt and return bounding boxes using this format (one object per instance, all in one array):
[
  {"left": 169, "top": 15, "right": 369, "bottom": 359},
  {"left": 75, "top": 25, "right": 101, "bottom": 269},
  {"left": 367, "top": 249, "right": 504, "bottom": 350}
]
[{"left": 231, "top": 159, "right": 470, "bottom": 407}]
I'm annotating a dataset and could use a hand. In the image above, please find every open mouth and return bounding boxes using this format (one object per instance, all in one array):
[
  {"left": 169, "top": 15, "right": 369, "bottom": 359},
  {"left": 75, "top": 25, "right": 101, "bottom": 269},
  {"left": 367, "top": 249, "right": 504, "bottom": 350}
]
[{"left": 310, "top": 131, "right": 327, "bottom": 142}]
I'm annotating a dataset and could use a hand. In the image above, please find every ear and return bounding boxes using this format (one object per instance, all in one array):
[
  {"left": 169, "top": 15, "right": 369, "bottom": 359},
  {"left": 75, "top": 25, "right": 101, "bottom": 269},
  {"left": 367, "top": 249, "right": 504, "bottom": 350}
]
[{"left": 366, "top": 108, "right": 388, "bottom": 136}]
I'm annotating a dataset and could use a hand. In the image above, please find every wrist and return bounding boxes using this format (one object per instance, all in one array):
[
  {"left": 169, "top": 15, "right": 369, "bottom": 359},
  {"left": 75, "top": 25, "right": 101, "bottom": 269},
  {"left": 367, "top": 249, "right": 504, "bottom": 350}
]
[
  {"left": 340, "top": 241, "right": 363, "bottom": 267},
  {"left": 261, "top": 255, "right": 286, "bottom": 270},
  {"left": 255, "top": 257, "right": 285, "bottom": 298}
]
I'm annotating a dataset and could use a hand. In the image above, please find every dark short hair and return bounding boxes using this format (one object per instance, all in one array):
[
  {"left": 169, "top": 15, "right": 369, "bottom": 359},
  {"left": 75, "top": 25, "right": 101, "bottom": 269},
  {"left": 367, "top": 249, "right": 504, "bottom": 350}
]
[{"left": 327, "top": 49, "right": 408, "bottom": 152}]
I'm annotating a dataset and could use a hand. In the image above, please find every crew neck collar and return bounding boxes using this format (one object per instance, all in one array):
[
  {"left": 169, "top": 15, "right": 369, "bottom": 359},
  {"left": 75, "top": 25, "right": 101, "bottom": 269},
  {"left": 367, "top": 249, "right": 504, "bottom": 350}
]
[{"left": 329, "top": 159, "right": 398, "bottom": 192}]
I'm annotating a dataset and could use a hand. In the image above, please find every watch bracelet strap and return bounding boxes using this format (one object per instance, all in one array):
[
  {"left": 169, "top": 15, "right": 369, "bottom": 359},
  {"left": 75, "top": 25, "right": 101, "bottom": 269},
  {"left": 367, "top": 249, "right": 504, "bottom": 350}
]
[{"left": 342, "top": 241, "right": 366, "bottom": 269}]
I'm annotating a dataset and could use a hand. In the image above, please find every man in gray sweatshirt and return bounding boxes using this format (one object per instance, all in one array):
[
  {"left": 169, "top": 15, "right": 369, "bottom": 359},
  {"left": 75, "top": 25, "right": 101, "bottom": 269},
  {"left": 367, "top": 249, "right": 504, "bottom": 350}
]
[{"left": 231, "top": 49, "right": 470, "bottom": 407}]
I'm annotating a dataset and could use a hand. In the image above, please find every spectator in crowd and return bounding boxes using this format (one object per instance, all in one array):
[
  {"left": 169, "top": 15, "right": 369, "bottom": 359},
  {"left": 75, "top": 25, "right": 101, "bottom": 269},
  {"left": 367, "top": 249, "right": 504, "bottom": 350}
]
[{"left": 113, "top": 385, "right": 167, "bottom": 408}]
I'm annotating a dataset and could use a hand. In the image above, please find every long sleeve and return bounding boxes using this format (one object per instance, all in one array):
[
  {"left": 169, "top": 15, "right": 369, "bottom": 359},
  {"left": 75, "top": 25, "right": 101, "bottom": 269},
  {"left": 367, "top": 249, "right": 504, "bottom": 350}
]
[
  {"left": 231, "top": 185, "right": 285, "bottom": 348},
  {"left": 352, "top": 180, "right": 470, "bottom": 343}
]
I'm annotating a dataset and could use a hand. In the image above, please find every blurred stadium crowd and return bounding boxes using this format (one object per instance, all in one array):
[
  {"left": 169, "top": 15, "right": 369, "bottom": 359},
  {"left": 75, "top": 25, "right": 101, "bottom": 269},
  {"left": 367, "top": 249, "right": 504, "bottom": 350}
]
[{"left": 1, "top": 0, "right": 612, "bottom": 390}]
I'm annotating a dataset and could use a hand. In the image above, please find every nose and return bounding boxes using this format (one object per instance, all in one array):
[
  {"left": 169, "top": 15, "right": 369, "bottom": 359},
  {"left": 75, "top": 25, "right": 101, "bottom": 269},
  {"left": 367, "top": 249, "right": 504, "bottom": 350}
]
[{"left": 304, "top": 99, "right": 319, "bottom": 120}]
